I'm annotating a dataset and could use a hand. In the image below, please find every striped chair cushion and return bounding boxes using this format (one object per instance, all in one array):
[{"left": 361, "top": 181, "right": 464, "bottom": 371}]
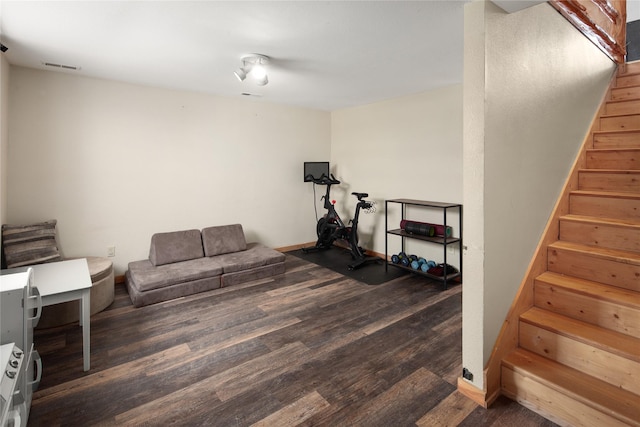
[{"left": 2, "top": 220, "right": 63, "bottom": 268}]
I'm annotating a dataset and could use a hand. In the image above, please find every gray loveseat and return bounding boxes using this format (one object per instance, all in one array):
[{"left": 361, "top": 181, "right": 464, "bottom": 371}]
[{"left": 125, "top": 224, "right": 285, "bottom": 307}]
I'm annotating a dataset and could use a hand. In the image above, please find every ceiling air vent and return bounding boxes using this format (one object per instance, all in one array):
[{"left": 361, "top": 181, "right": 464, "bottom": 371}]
[{"left": 42, "top": 62, "right": 81, "bottom": 71}]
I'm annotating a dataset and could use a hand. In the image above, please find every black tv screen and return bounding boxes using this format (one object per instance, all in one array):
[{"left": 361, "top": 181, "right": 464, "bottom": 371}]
[{"left": 304, "top": 162, "right": 329, "bottom": 182}]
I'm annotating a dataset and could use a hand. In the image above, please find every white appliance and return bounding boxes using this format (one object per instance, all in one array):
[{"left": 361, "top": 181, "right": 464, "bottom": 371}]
[
  {"left": 0, "top": 268, "right": 42, "bottom": 427},
  {"left": 0, "top": 343, "right": 25, "bottom": 427}
]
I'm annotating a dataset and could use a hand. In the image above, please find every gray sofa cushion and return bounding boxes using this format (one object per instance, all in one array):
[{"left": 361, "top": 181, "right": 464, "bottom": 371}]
[
  {"left": 214, "top": 242, "right": 285, "bottom": 274},
  {"left": 128, "top": 257, "right": 223, "bottom": 292},
  {"left": 126, "top": 271, "right": 221, "bottom": 308},
  {"left": 149, "top": 229, "right": 203, "bottom": 266},
  {"left": 202, "top": 224, "right": 247, "bottom": 257},
  {"left": 221, "top": 262, "right": 286, "bottom": 287},
  {"left": 1, "top": 220, "right": 63, "bottom": 268}
]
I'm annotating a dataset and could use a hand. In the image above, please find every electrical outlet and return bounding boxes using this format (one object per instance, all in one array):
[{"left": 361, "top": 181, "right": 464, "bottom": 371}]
[
  {"left": 462, "top": 367, "right": 473, "bottom": 381},
  {"left": 107, "top": 246, "right": 116, "bottom": 257}
]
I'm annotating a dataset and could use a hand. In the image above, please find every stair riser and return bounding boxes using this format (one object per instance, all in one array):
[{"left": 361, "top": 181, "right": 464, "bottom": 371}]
[
  {"left": 600, "top": 114, "right": 640, "bottom": 131},
  {"left": 547, "top": 247, "right": 640, "bottom": 291},
  {"left": 610, "top": 86, "right": 640, "bottom": 102},
  {"left": 569, "top": 193, "right": 640, "bottom": 221},
  {"left": 534, "top": 281, "right": 640, "bottom": 338},
  {"left": 519, "top": 322, "right": 640, "bottom": 395},
  {"left": 593, "top": 131, "right": 640, "bottom": 149},
  {"left": 559, "top": 219, "right": 640, "bottom": 253},
  {"left": 501, "top": 367, "right": 631, "bottom": 427},
  {"left": 619, "top": 62, "right": 640, "bottom": 76},
  {"left": 578, "top": 171, "right": 640, "bottom": 193},
  {"left": 605, "top": 99, "right": 640, "bottom": 116},
  {"left": 617, "top": 74, "right": 640, "bottom": 88},
  {"left": 586, "top": 150, "right": 640, "bottom": 169}
]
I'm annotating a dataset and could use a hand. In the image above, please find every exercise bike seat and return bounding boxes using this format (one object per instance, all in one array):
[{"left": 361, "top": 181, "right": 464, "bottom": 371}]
[{"left": 352, "top": 192, "right": 368, "bottom": 200}]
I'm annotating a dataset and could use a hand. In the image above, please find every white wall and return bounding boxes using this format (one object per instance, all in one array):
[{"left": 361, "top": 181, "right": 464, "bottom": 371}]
[
  {"left": 462, "top": 0, "right": 615, "bottom": 390},
  {"left": 7, "top": 67, "right": 331, "bottom": 274},
  {"left": 330, "top": 85, "right": 463, "bottom": 261},
  {"left": 629, "top": 0, "right": 640, "bottom": 22},
  {"left": 462, "top": 0, "right": 486, "bottom": 391},
  {"left": 0, "top": 55, "right": 8, "bottom": 227}
]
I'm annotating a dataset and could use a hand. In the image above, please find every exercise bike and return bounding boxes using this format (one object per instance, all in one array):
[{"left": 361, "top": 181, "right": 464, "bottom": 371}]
[{"left": 302, "top": 173, "right": 381, "bottom": 270}]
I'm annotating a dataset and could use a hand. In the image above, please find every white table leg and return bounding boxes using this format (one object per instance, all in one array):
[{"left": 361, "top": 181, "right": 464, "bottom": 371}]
[{"left": 81, "top": 288, "right": 90, "bottom": 371}]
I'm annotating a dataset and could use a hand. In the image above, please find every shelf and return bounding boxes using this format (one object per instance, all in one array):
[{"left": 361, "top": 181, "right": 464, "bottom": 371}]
[
  {"left": 386, "top": 199, "right": 461, "bottom": 209},
  {"left": 387, "top": 229, "right": 460, "bottom": 245},
  {"left": 387, "top": 262, "right": 462, "bottom": 282},
  {"left": 385, "top": 198, "right": 462, "bottom": 290}
]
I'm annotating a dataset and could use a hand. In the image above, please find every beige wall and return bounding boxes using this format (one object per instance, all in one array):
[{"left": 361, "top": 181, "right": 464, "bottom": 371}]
[
  {"left": 6, "top": 67, "right": 463, "bottom": 274},
  {"left": 330, "top": 85, "right": 463, "bottom": 260},
  {"left": 7, "top": 67, "right": 331, "bottom": 274},
  {"left": 462, "top": 0, "right": 615, "bottom": 390}
]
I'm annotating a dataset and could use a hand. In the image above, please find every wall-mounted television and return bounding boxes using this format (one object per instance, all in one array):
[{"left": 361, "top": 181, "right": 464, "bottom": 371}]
[{"left": 303, "top": 162, "right": 329, "bottom": 182}]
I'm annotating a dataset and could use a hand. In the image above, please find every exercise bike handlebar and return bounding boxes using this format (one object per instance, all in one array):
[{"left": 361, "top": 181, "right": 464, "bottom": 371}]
[{"left": 306, "top": 173, "right": 341, "bottom": 186}]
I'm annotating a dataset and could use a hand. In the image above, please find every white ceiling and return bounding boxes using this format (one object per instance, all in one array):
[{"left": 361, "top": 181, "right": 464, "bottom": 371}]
[{"left": 0, "top": 0, "right": 475, "bottom": 111}]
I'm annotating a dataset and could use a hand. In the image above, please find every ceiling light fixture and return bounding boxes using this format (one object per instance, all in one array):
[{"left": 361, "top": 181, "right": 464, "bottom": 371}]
[
  {"left": 234, "top": 67, "right": 247, "bottom": 82},
  {"left": 234, "top": 54, "right": 269, "bottom": 86}
]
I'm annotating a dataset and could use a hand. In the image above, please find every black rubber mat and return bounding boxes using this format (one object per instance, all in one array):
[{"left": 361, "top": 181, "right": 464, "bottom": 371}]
[{"left": 288, "top": 247, "right": 408, "bottom": 286}]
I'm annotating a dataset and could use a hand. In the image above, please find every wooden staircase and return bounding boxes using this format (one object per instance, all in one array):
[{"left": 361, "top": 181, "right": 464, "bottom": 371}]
[{"left": 500, "top": 62, "right": 640, "bottom": 426}]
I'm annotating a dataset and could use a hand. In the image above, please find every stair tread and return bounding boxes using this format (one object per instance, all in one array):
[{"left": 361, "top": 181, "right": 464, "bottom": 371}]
[
  {"left": 521, "top": 307, "right": 640, "bottom": 362},
  {"left": 600, "top": 112, "right": 640, "bottom": 118},
  {"left": 560, "top": 213, "right": 640, "bottom": 229},
  {"left": 503, "top": 348, "right": 640, "bottom": 424},
  {"left": 536, "top": 271, "right": 640, "bottom": 308},
  {"left": 578, "top": 168, "right": 640, "bottom": 174},
  {"left": 570, "top": 189, "right": 640, "bottom": 200},
  {"left": 606, "top": 99, "right": 640, "bottom": 109},
  {"left": 548, "top": 240, "right": 640, "bottom": 264},
  {"left": 586, "top": 147, "right": 640, "bottom": 152},
  {"left": 593, "top": 129, "right": 640, "bottom": 134}
]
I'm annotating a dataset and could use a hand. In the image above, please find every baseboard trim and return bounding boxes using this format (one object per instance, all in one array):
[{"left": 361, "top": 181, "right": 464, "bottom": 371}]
[
  {"left": 276, "top": 242, "right": 316, "bottom": 252},
  {"left": 457, "top": 377, "right": 488, "bottom": 408}
]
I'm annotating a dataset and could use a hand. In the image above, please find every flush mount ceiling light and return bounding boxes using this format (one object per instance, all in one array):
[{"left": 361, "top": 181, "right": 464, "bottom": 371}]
[{"left": 234, "top": 54, "right": 269, "bottom": 86}]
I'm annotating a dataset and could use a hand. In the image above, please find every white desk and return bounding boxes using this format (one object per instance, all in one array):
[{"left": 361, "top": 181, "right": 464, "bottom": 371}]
[{"left": 30, "top": 259, "right": 92, "bottom": 371}]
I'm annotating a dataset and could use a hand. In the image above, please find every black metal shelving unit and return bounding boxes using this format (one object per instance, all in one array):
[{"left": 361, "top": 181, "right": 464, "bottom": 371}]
[{"left": 385, "top": 199, "right": 463, "bottom": 289}]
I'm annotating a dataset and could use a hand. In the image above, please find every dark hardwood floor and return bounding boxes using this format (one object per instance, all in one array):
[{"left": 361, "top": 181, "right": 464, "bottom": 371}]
[{"left": 29, "top": 254, "right": 556, "bottom": 426}]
